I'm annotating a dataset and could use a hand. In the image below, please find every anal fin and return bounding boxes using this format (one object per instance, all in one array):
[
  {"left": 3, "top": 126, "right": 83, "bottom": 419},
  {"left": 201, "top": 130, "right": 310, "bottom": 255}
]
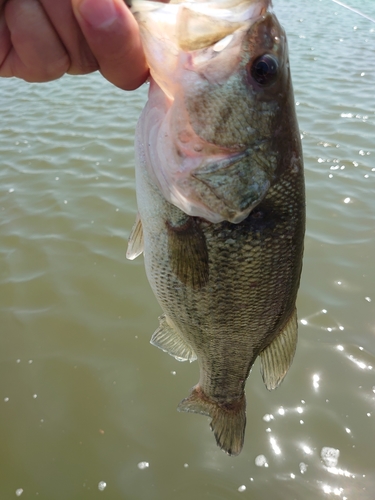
[
  {"left": 260, "top": 308, "right": 298, "bottom": 391},
  {"left": 178, "top": 386, "right": 246, "bottom": 456},
  {"left": 126, "top": 212, "right": 144, "bottom": 260},
  {"left": 151, "top": 314, "right": 197, "bottom": 362}
]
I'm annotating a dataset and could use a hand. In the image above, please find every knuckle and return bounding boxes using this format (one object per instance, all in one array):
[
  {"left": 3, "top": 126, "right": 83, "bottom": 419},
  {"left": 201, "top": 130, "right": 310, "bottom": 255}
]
[
  {"left": 67, "top": 53, "right": 99, "bottom": 76},
  {"left": 23, "top": 54, "right": 71, "bottom": 82}
]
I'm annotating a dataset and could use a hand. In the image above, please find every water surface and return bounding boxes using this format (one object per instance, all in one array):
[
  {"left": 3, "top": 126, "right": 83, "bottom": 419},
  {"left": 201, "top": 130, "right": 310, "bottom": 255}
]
[{"left": 0, "top": 0, "right": 374, "bottom": 499}]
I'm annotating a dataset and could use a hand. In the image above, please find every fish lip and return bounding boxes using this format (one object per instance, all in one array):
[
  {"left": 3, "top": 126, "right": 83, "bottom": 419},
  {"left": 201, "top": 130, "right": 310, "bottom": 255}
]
[{"left": 131, "top": 0, "right": 273, "bottom": 57}]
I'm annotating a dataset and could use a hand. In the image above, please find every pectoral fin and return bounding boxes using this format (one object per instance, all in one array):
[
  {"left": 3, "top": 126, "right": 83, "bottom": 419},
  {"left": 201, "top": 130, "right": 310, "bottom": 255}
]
[
  {"left": 151, "top": 314, "right": 197, "bottom": 363},
  {"left": 259, "top": 308, "right": 298, "bottom": 391},
  {"left": 126, "top": 213, "right": 144, "bottom": 260},
  {"left": 167, "top": 217, "right": 209, "bottom": 289}
]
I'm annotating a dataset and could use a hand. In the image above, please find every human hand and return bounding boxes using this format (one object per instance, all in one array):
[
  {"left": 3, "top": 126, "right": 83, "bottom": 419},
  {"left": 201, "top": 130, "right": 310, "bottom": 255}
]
[{"left": 0, "top": 0, "right": 150, "bottom": 90}]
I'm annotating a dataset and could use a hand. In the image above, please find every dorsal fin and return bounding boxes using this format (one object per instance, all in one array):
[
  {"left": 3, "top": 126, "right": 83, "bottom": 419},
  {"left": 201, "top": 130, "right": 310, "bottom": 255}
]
[{"left": 259, "top": 308, "right": 298, "bottom": 390}]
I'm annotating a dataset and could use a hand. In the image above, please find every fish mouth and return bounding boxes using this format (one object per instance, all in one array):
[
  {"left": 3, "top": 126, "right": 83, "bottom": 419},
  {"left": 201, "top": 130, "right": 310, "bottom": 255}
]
[
  {"left": 131, "top": 0, "right": 273, "bottom": 94},
  {"left": 175, "top": 0, "right": 273, "bottom": 51}
]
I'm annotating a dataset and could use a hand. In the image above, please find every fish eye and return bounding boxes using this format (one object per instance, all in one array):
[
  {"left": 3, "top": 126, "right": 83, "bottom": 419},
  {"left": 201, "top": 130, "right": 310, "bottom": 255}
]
[{"left": 250, "top": 54, "right": 278, "bottom": 86}]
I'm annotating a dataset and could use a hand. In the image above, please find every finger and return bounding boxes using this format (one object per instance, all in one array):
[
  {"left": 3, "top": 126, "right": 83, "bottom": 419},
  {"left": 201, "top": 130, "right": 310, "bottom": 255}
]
[
  {"left": 40, "top": 0, "right": 98, "bottom": 75},
  {"left": 1, "top": 0, "right": 69, "bottom": 81},
  {"left": 72, "top": 0, "right": 148, "bottom": 90},
  {"left": 0, "top": 3, "right": 11, "bottom": 69}
]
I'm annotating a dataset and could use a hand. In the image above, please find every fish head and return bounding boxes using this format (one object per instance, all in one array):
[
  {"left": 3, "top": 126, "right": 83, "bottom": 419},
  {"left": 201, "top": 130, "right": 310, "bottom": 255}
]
[{"left": 133, "top": 1, "right": 299, "bottom": 223}]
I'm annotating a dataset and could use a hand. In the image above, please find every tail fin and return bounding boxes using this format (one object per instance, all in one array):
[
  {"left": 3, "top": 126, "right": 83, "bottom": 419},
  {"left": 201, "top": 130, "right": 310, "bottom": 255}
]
[{"left": 177, "top": 386, "right": 246, "bottom": 456}]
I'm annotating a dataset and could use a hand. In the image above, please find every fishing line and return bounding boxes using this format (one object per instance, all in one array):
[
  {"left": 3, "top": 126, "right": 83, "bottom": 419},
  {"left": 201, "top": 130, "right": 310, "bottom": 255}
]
[{"left": 331, "top": 0, "right": 375, "bottom": 24}]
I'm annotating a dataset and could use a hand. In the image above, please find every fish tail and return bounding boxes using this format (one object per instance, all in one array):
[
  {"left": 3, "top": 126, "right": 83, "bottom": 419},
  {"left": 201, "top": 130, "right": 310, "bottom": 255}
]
[{"left": 177, "top": 386, "right": 246, "bottom": 456}]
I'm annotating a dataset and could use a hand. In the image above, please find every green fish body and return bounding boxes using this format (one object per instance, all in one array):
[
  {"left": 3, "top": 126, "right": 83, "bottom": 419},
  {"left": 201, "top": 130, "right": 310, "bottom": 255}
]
[{"left": 128, "top": 0, "right": 305, "bottom": 455}]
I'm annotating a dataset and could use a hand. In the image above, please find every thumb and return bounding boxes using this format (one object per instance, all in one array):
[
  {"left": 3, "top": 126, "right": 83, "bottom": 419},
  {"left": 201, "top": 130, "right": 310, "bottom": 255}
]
[{"left": 72, "top": 0, "right": 148, "bottom": 90}]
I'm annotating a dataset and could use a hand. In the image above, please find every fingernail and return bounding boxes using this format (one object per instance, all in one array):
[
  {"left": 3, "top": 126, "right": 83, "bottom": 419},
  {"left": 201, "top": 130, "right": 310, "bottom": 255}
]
[{"left": 79, "top": 0, "right": 118, "bottom": 29}]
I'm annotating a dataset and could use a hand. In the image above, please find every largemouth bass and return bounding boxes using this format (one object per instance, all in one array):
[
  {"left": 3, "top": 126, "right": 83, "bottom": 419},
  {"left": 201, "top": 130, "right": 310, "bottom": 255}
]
[{"left": 127, "top": 0, "right": 305, "bottom": 456}]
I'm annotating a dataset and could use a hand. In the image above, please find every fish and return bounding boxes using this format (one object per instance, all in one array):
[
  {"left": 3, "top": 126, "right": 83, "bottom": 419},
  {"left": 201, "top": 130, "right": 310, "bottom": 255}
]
[{"left": 127, "top": 0, "right": 305, "bottom": 456}]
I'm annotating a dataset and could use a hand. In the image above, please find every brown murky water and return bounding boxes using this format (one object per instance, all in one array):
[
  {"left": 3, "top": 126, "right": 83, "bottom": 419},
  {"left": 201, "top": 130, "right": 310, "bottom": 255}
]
[{"left": 0, "top": 1, "right": 374, "bottom": 499}]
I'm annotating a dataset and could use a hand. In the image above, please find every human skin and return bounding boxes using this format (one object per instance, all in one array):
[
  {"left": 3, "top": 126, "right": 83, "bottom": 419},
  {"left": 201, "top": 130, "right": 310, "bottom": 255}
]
[{"left": 0, "top": 0, "right": 167, "bottom": 89}]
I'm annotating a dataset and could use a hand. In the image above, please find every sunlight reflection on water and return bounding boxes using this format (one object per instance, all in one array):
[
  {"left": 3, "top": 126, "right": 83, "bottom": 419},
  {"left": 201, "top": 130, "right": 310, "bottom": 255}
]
[{"left": 0, "top": 1, "right": 374, "bottom": 499}]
